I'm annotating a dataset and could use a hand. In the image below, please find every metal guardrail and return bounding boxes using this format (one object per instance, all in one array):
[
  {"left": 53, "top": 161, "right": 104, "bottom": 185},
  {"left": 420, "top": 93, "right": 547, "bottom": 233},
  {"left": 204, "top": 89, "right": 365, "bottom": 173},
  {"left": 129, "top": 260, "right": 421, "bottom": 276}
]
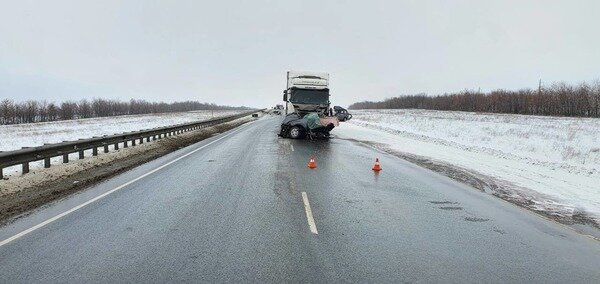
[{"left": 0, "top": 110, "right": 261, "bottom": 179}]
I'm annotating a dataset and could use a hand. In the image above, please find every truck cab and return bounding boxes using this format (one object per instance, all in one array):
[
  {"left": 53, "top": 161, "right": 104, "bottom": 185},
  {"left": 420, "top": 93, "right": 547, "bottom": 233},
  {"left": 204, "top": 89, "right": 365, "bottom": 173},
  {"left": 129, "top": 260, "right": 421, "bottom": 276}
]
[{"left": 283, "top": 71, "right": 330, "bottom": 116}]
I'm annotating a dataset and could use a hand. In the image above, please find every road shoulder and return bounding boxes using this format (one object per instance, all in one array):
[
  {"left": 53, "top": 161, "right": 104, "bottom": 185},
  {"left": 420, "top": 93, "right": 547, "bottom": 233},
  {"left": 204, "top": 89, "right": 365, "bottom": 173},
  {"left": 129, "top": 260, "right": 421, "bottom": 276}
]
[{"left": 0, "top": 117, "right": 255, "bottom": 224}]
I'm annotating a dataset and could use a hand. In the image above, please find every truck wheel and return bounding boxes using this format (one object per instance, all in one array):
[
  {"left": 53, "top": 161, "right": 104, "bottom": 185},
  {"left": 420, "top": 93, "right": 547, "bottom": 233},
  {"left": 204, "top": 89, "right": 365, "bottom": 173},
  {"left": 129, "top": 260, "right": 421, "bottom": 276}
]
[{"left": 289, "top": 126, "right": 303, "bottom": 139}]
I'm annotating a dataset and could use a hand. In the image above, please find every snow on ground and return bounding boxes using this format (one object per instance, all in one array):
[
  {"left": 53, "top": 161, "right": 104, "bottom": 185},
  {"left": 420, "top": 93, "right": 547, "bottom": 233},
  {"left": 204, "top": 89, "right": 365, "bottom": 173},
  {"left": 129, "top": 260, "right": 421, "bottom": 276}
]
[
  {"left": 0, "top": 115, "right": 256, "bottom": 196},
  {"left": 0, "top": 110, "right": 245, "bottom": 176},
  {"left": 333, "top": 109, "right": 600, "bottom": 223}
]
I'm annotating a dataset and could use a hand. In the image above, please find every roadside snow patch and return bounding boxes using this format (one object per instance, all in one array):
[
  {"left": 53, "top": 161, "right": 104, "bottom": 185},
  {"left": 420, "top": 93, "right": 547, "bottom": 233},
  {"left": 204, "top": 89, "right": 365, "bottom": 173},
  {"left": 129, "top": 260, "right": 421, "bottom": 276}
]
[{"left": 334, "top": 109, "right": 600, "bottom": 225}]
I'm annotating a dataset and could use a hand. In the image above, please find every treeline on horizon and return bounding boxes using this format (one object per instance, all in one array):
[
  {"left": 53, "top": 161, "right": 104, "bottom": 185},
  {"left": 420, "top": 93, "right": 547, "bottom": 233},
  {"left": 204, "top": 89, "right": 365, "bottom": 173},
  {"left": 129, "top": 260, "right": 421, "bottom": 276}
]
[
  {"left": 349, "top": 81, "right": 600, "bottom": 118},
  {"left": 0, "top": 98, "right": 251, "bottom": 125}
]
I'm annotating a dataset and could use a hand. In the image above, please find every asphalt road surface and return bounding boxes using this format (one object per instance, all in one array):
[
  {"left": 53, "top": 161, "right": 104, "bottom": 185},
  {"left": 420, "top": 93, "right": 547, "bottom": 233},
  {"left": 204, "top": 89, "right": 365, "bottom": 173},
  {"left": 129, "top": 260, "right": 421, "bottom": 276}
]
[{"left": 1, "top": 116, "right": 600, "bottom": 283}]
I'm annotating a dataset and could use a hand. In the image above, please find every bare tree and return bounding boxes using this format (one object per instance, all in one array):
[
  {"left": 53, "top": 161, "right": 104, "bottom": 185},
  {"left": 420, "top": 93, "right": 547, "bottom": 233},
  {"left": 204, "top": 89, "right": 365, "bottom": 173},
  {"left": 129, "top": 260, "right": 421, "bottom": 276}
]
[
  {"left": 38, "top": 100, "right": 49, "bottom": 122},
  {"left": 60, "top": 101, "right": 77, "bottom": 120},
  {"left": 47, "top": 103, "right": 59, "bottom": 121},
  {"left": 78, "top": 99, "right": 92, "bottom": 118},
  {"left": 349, "top": 80, "right": 600, "bottom": 118},
  {"left": 24, "top": 100, "right": 38, "bottom": 123},
  {"left": 0, "top": 98, "right": 249, "bottom": 125},
  {"left": 1, "top": 99, "right": 15, "bottom": 124}
]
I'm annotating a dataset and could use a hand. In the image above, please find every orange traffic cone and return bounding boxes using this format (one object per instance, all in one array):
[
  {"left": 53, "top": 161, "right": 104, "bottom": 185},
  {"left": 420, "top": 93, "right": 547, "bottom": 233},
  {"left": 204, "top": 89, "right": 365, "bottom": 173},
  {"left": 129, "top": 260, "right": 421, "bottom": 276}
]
[
  {"left": 308, "top": 156, "right": 317, "bottom": 169},
  {"left": 372, "top": 158, "right": 382, "bottom": 171}
]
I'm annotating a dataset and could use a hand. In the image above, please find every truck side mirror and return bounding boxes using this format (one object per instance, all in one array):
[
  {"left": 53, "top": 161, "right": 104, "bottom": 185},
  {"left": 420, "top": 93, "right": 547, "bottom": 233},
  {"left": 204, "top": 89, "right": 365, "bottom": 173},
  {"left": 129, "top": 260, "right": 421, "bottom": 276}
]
[{"left": 283, "top": 90, "right": 288, "bottom": 101}]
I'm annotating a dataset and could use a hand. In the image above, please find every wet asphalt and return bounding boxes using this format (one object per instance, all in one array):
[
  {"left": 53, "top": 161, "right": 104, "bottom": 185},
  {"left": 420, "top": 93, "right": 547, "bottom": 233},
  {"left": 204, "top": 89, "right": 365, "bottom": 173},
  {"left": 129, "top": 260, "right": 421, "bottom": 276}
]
[{"left": 0, "top": 116, "right": 599, "bottom": 283}]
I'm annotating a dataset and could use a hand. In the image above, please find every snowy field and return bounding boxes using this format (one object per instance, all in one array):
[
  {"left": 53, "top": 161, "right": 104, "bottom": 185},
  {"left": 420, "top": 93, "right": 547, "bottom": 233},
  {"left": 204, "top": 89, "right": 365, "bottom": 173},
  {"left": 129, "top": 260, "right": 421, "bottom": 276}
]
[
  {"left": 0, "top": 110, "right": 245, "bottom": 176},
  {"left": 334, "top": 109, "right": 600, "bottom": 224}
]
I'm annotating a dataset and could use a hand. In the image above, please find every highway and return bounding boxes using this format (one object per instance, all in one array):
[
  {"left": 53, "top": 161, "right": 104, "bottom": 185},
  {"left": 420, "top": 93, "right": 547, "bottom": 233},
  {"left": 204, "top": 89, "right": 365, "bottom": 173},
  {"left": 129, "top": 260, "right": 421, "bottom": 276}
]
[{"left": 1, "top": 116, "right": 599, "bottom": 283}]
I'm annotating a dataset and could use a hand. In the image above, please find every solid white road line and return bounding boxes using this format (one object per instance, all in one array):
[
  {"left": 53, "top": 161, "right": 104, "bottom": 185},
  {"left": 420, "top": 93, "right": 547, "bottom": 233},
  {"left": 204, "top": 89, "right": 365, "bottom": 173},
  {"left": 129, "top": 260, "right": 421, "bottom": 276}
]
[
  {"left": 301, "top": 192, "right": 318, "bottom": 234},
  {"left": 290, "top": 144, "right": 294, "bottom": 152},
  {"left": 0, "top": 121, "right": 255, "bottom": 248}
]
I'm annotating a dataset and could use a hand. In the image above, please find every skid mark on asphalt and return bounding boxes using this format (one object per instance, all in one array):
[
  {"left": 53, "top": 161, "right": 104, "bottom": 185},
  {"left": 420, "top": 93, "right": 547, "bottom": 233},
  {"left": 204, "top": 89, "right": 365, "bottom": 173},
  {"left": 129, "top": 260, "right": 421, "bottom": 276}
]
[
  {"left": 493, "top": 228, "right": 507, "bottom": 234},
  {"left": 430, "top": 200, "right": 492, "bottom": 224},
  {"left": 429, "top": 201, "right": 458, "bottom": 205},
  {"left": 439, "top": 206, "right": 463, "bottom": 210},
  {"left": 275, "top": 139, "right": 298, "bottom": 196},
  {"left": 464, "top": 216, "right": 490, "bottom": 222}
]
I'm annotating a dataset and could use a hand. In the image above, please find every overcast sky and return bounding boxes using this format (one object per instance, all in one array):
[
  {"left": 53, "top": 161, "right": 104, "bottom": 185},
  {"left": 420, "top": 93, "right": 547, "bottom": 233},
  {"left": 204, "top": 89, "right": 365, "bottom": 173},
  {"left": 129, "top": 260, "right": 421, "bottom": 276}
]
[{"left": 1, "top": 0, "right": 599, "bottom": 108}]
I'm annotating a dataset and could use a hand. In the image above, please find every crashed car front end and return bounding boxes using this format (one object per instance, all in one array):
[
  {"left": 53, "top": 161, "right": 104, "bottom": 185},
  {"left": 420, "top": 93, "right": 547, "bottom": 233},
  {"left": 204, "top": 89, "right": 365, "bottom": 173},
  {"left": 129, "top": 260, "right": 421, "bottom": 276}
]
[
  {"left": 278, "top": 113, "right": 306, "bottom": 138},
  {"left": 279, "top": 112, "right": 339, "bottom": 139}
]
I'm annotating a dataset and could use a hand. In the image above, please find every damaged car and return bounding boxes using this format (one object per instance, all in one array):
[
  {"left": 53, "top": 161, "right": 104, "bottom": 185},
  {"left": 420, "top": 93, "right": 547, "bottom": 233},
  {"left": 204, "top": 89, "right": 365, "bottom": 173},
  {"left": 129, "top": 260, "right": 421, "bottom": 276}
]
[{"left": 279, "top": 112, "right": 339, "bottom": 139}]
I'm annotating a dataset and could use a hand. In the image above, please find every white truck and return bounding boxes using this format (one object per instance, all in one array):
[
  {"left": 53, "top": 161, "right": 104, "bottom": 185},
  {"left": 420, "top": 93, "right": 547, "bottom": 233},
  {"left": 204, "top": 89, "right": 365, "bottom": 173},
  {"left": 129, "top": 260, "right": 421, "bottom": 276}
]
[
  {"left": 282, "top": 71, "right": 330, "bottom": 116},
  {"left": 280, "top": 71, "right": 347, "bottom": 139}
]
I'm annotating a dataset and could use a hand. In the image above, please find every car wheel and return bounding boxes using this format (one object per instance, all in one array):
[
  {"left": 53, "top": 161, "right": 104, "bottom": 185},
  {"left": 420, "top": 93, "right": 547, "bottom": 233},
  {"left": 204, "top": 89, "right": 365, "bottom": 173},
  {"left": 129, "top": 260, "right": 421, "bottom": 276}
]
[{"left": 289, "top": 126, "right": 303, "bottom": 139}]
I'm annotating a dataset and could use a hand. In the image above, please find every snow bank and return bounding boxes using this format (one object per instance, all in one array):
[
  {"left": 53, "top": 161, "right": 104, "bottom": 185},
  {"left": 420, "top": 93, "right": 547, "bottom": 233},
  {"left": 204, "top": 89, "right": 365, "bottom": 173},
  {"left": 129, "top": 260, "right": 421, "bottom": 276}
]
[
  {"left": 334, "top": 109, "right": 600, "bottom": 223},
  {"left": 0, "top": 110, "right": 245, "bottom": 176},
  {"left": 0, "top": 110, "right": 244, "bottom": 152}
]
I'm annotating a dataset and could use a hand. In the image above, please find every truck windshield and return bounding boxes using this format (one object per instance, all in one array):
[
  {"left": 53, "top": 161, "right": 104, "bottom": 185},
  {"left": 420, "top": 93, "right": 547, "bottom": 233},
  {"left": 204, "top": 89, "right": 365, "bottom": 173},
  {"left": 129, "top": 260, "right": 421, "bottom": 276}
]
[{"left": 290, "top": 89, "right": 329, "bottom": 104}]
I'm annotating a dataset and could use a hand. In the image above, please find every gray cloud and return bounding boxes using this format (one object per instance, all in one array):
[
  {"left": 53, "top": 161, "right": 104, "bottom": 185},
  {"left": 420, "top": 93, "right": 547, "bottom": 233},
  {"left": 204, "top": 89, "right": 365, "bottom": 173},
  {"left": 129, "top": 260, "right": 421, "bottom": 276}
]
[{"left": 1, "top": 0, "right": 599, "bottom": 108}]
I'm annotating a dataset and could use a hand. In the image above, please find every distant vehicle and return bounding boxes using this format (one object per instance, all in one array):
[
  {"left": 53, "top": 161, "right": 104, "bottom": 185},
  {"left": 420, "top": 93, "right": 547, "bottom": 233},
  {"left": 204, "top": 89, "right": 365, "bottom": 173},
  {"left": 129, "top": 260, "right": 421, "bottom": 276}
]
[
  {"left": 275, "top": 104, "right": 284, "bottom": 110},
  {"left": 334, "top": 106, "right": 352, "bottom": 121}
]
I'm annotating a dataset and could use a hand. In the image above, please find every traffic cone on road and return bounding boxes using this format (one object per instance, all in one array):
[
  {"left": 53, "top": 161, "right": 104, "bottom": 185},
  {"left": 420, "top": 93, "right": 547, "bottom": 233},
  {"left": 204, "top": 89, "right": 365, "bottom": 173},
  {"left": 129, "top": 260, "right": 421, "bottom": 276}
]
[
  {"left": 372, "top": 158, "right": 382, "bottom": 171},
  {"left": 308, "top": 156, "right": 317, "bottom": 169}
]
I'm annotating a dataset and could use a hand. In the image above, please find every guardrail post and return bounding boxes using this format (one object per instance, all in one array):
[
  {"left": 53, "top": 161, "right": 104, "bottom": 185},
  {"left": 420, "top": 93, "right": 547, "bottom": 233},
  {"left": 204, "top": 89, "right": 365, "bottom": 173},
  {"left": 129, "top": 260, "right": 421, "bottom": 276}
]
[{"left": 0, "top": 111, "right": 257, "bottom": 178}]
